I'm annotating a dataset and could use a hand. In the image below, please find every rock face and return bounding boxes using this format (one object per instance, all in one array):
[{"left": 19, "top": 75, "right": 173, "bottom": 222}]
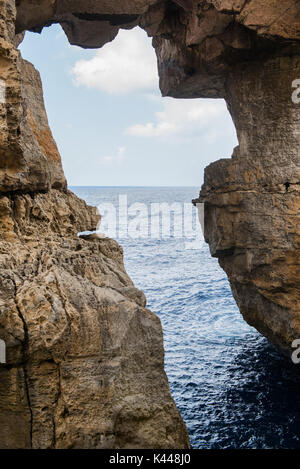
[
  {"left": 0, "top": 0, "right": 189, "bottom": 449},
  {"left": 0, "top": 1, "right": 66, "bottom": 192},
  {"left": 0, "top": 0, "right": 299, "bottom": 449},
  {"left": 198, "top": 49, "right": 300, "bottom": 354},
  {"left": 0, "top": 189, "right": 189, "bottom": 448}
]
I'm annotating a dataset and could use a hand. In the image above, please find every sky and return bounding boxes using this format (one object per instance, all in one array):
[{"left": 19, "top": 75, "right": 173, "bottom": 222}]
[{"left": 19, "top": 25, "right": 238, "bottom": 187}]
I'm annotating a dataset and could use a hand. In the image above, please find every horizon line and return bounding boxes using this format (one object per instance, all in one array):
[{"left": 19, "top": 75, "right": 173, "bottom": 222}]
[{"left": 69, "top": 185, "right": 200, "bottom": 188}]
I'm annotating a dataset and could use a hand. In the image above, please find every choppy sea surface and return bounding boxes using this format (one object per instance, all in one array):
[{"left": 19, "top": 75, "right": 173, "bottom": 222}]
[{"left": 72, "top": 186, "right": 300, "bottom": 449}]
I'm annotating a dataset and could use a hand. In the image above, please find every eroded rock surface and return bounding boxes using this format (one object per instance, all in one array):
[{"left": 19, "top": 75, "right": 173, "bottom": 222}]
[
  {"left": 0, "top": 0, "right": 299, "bottom": 449},
  {"left": 0, "top": 1, "right": 66, "bottom": 192},
  {"left": 197, "top": 48, "right": 300, "bottom": 353},
  {"left": 0, "top": 0, "right": 189, "bottom": 449},
  {"left": 0, "top": 189, "right": 189, "bottom": 448}
]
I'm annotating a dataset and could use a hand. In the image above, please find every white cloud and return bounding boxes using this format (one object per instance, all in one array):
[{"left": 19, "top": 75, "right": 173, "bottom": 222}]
[
  {"left": 71, "top": 27, "right": 158, "bottom": 94},
  {"left": 100, "top": 146, "right": 126, "bottom": 166},
  {"left": 125, "top": 97, "right": 234, "bottom": 140},
  {"left": 70, "top": 27, "right": 236, "bottom": 148}
]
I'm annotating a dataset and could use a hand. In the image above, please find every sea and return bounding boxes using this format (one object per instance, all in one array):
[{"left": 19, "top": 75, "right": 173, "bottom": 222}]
[{"left": 72, "top": 186, "right": 300, "bottom": 449}]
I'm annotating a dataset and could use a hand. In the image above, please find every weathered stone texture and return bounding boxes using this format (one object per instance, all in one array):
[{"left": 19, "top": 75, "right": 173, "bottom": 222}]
[
  {"left": 0, "top": 1, "right": 66, "bottom": 192},
  {"left": 196, "top": 48, "right": 300, "bottom": 353},
  {"left": 0, "top": 189, "right": 189, "bottom": 448},
  {"left": 0, "top": 0, "right": 190, "bottom": 449}
]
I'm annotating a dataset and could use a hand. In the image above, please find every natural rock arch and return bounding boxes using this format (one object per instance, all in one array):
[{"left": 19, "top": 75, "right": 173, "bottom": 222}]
[
  {"left": 0, "top": 0, "right": 299, "bottom": 449},
  {"left": 14, "top": 0, "right": 300, "bottom": 353}
]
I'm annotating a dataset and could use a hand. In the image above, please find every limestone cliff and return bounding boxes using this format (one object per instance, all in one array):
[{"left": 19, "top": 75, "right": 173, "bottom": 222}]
[
  {"left": 0, "top": 0, "right": 299, "bottom": 449},
  {"left": 0, "top": 0, "right": 189, "bottom": 449},
  {"left": 0, "top": 189, "right": 189, "bottom": 448},
  {"left": 14, "top": 0, "right": 299, "bottom": 354}
]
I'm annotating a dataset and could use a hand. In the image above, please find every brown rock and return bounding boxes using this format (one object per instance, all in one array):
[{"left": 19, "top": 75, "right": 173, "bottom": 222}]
[
  {"left": 196, "top": 48, "right": 300, "bottom": 354},
  {"left": 0, "top": 189, "right": 189, "bottom": 448},
  {"left": 0, "top": 1, "right": 190, "bottom": 448}
]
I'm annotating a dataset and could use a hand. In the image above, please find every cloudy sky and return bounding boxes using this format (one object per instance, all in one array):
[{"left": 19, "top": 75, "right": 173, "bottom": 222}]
[{"left": 20, "top": 25, "right": 237, "bottom": 187}]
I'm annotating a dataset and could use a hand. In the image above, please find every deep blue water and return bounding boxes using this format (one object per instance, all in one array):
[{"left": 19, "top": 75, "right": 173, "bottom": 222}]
[{"left": 72, "top": 186, "right": 300, "bottom": 449}]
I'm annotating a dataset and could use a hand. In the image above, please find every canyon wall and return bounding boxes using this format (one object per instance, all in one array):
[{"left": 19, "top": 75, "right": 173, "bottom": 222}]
[{"left": 0, "top": 0, "right": 299, "bottom": 448}]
